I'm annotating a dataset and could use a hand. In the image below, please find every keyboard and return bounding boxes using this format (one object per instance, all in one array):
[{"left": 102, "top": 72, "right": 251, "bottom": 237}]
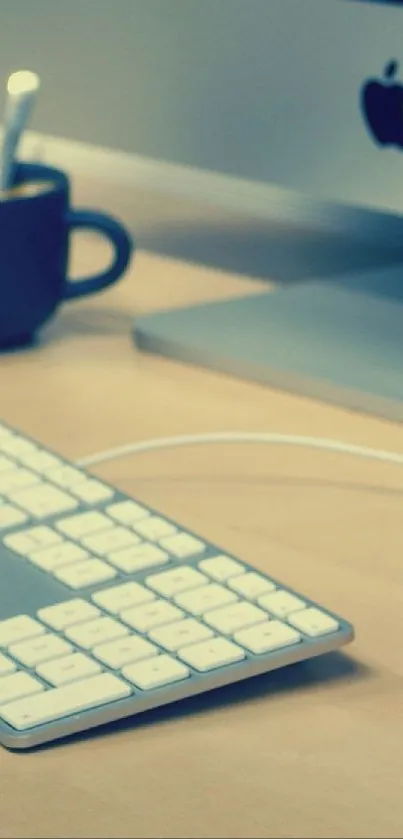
[{"left": 0, "top": 421, "right": 354, "bottom": 750}]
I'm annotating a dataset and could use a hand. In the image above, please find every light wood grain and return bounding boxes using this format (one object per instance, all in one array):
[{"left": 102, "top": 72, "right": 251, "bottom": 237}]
[{"left": 1, "top": 222, "right": 403, "bottom": 839}]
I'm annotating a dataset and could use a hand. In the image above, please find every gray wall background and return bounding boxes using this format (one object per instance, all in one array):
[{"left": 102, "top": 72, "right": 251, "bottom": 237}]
[
  {"left": 1, "top": 0, "right": 324, "bottom": 184},
  {"left": 1, "top": 0, "right": 403, "bottom": 213}
]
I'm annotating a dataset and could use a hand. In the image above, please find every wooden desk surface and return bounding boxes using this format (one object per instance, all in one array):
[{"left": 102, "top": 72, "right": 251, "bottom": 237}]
[{"left": 1, "top": 236, "right": 403, "bottom": 839}]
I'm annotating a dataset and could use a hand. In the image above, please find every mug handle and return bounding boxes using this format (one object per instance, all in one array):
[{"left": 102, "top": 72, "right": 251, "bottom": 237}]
[{"left": 63, "top": 209, "right": 133, "bottom": 301}]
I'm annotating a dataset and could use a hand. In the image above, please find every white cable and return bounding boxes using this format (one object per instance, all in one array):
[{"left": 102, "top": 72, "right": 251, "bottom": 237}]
[{"left": 75, "top": 431, "right": 403, "bottom": 470}]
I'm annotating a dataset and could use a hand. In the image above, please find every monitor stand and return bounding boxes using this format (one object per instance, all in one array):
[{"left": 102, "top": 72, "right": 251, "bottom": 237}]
[{"left": 133, "top": 262, "right": 403, "bottom": 422}]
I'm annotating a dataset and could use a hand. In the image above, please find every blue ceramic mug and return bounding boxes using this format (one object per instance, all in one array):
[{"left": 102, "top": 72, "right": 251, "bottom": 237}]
[{"left": 0, "top": 161, "right": 134, "bottom": 348}]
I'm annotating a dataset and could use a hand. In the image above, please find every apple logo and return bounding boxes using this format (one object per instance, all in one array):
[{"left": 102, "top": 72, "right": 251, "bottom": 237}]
[{"left": 361, "top": 60, "right": 403, "bottom": 148}]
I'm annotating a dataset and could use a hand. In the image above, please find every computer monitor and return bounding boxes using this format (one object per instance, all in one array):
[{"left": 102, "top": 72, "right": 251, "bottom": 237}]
[
  {"left": 248, "top": 0, "right": 403, "bottom": 218},
  {"left": 134, "top": 0, "right": 403, "bottom": 422}
]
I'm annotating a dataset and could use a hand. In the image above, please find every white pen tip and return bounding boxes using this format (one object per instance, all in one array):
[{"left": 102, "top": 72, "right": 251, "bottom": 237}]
[{"left": 7, "top": 70, "right": 40, "bottom": 96}]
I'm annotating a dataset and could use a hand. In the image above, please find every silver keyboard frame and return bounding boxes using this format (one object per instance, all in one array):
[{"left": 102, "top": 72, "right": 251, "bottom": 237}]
[{"left": 0, "top": 422, "right": 355, "bottom": 750}]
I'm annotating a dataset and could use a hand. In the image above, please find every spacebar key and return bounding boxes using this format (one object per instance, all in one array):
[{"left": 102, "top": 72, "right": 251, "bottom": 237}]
[{"left": 0, "top": 673, "right": 131, "bottom": 730}]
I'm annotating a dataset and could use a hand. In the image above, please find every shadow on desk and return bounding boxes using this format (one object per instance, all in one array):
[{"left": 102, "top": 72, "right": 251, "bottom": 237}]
[
  {"left": 23, "top": 651, "right": 370, "bottom": 754},
  {"left": 47, "top": 306, "right": 135, "bottom": 340}
]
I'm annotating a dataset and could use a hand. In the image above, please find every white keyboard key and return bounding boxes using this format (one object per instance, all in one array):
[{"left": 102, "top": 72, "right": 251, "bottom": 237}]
[
  {"left": 38, "top": 599, "right": 100, "bottom": 630},
  {"left": 4, "top": 526, "right": 62, "bottom": 557},
  {"left": 228, "top": 572, "right": 276, "bottom": 600},
  {"left": 108, "top": 543, "right": 169, "bottom": 574},
  {"left": 0, "top": 467, "right": 40, "bottom": 496},
  {"left": 92, "top": 582, "right": 155, "bottom": 614},
  {"left": 234, "top": 620, "right": 301, "bottom": 654},
  {"left": 160, "top": 533, "right": 205, "bottom": 558},
  {"left": 47, "top": 465, "right": 86, "bottom": 489},
  {"left": 123, "top": 655, "right": 189, "bottom": 690},
  {"left": 106, "top": 500, "right": 150, "bottom": 525},
  {"left": 9, "top": 634, "right": 73, "bottom": 667},
  {"left": 149, "top": 618, "right": 214, "bottom": 652},
  {"left": 199, "top": 555, "right": 245, "bottom": 582},
  {"left": 204, "top": 602, "right": 267, "bottom": 634},
  {"left": 0, "top": 672, "right": 44, "bottom": 705},
  {"left": 132, "top": 516, "right": 177, "bottom": 541},
  {"left": 0, "top": 673, "right": 131, "bottom": 730},
  {"left": 94, "top": 636, "right": 157, "bottom": 668},
  {"left": 0, "top": 425, "right": 14, "bottom": 439},
  {"left": 22, "top": 451, "right": 63, "bottom": 473},
  {"left": 71, "top": 479, "right": 114, "bottom": 504},
  {"left": 54, "top": 558, "right": 117, "bottom": 589},
  {"left": 146, "top": 567, "right": 209, "bottom": 598},
  {"left": 0, "top": 503, "right": 28, "bottom": 530},
  {"left": 0, "top": 455, "right": 16, "bottom": 474},
  {"left": 29, "top": 541, "right": 89, "bottom": 572},
  {"left": 0, "top": 653, "right": 16, "bottom": 676},
  {"left": 287, "top": 607, "right": 339, "bottom": 637},
  {"left": 175, "top": 583, "right": 237, "bottom": 616},
  {"left": 0, "top": 437, "right": 37, "bottom": 457},
  {"left": 11, "top": 484, "right": 78, "bottom": 518},
  {"left": 258, "top": 590, "right": 306, "bottom": 618},
  {"left": 56, "top": 511, "right": 113, "bottom": 539},
  {"left": 122, "top": 600, "right": 184, "bottom": 633},
  {"left": 65, "top": 616, "right": 128, "bottom": 649},
  {"left": 0, "top": 615, "right": 45, "bottom": 647},
  {"left": 179, "top": 637, "right": 245, "bottom": 672},
  {"left": 37, "top": 652, "right": 102, "bottom": 686},
  {"left": 81, "top": 526, "right": 140, "bottom": 556}
]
